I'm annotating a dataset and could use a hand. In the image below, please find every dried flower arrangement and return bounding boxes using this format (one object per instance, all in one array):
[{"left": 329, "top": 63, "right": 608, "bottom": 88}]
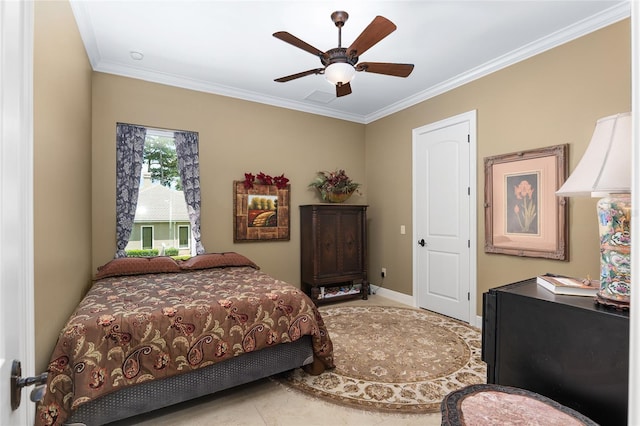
[
  {"left": 243, "top": 172, "right": 289, "bottom": 189},
  {"left": 309, "top": 169, "right": 360, "bottom": 202}
]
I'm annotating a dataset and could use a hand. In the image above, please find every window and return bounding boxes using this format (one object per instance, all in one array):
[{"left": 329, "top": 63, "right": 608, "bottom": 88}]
[
  {"left": 117, "top": 123, "right": 202, "bottom": 258},
  {"left": 141, "top": 226, "right": 153, "bottom": 250},
  {"left": 124, "top": 128, "right": 190, "bottom": 257},
  {"left": 179, "top": 225, "right": 190, "bottom": 249}
]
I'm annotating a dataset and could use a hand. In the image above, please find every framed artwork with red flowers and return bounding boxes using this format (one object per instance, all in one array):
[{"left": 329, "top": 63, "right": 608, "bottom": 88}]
[
  {"left": 233, "top": 172, "right": 290, "bottom": 242},
  {"left": 484, "top": 144, "right": 568, "bottom": 260}
]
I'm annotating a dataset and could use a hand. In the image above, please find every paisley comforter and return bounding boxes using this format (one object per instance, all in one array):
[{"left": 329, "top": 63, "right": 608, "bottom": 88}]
[{"left": 36, "top": 263, "right": 334, "bottom": 426}]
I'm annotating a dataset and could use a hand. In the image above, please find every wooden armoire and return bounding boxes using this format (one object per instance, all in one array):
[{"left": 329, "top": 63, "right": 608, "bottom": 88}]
[{"left": 299, "top": 204, "right": 368, "bottom": 304}]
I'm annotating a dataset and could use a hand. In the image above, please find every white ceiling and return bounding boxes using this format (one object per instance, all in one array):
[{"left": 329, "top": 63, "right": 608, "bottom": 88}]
[{"left": 70, "top": 1, "right": 630, "bottom": 124}]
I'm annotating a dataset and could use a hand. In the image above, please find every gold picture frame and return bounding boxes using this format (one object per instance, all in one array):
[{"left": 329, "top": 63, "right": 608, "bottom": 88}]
[
  {"left": 233, "top": 181, "right": 290, "bottom": 242},
  {"left": 484, "top": 144, "right": 568, "bottom": 260}
]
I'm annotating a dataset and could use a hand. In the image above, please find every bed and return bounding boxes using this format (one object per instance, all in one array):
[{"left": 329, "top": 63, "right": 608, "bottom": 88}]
[{"left": 35, "top": 252, "right": 334, "bottom": 426}]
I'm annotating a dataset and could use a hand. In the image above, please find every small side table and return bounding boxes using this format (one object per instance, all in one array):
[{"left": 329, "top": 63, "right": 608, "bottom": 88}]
[{"left": 441, "top": 384, "right": 598, "bottom": 426}]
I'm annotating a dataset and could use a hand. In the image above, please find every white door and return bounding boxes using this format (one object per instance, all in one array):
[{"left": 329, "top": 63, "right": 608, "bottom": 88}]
[
  {"left": 0, "top": 1, "right": 36, "bottom": 424},
  {"left": 413, "top": 111, "right": 476, "bottom": 323}
]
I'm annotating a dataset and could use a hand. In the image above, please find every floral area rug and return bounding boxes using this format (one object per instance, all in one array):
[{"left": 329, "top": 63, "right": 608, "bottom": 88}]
[{"left": 274, "top": 305, "right": 486, "bottom": 414}]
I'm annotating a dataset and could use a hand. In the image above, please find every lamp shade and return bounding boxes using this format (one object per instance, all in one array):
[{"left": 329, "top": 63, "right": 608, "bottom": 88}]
[
  {"left": 325, "top": 62, "right": 355, "bottom": 85},
  {"left": 556, "top": 112, "right": 631, "bottom": 197}
]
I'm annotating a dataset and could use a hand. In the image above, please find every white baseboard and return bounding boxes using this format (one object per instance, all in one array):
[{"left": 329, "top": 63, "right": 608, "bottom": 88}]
[
  {"left": 371, "top": 285, "right": 415, "bottom": 307},
  {"left": 474, "top": 315, "right": 483, "bottom": 330},
  {"left": 371, "top": 284, "right": 484, "bottom": 330}
]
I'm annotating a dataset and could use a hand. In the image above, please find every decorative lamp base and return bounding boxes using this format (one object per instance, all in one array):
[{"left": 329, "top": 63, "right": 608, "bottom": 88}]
[
  {"left": 595, "top": 194, "right": 631, "bottom": 310},
  {"left": 595, "top": 293, "right": 629, "bottom": 310}
]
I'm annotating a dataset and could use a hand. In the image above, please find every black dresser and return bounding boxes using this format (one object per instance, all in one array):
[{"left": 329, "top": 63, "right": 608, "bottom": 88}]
[{"left": 482, "top": 278, "right": 629, "bottom": 426}]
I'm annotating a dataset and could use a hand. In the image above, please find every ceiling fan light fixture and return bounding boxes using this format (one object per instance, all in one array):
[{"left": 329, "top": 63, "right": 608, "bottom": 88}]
[{"left": 325, "top": 62, "right": 355, "bottom": 85}]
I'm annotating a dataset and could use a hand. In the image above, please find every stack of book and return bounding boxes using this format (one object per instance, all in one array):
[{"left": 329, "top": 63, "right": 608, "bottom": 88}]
[
  {"left": 319, "top": 283, "right": 361, "bottom": 299},
  {"left": 536, "top": 274, "right": 599, "bottom": 296}
]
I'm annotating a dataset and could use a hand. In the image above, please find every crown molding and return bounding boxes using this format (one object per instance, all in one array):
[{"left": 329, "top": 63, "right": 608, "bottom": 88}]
[
  {"left": 94, "top": 61, "right": 367, "bottom": 123},
  {"left": 71, "top": 1, "right": 630, "bottom": 124},
  {"left": 364, "top": 1, "right": 631, "bottom": 123}
]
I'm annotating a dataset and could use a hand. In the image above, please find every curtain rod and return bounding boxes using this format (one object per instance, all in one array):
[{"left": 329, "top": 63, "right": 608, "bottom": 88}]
[{"left": 116, "top": 122, "right": 198, "bottom": 136}]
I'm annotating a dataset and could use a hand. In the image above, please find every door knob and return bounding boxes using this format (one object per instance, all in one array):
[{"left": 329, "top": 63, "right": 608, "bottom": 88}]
[
  {"left": 10, "top": 360, "right": 48, "bottom": 410},
  {"left": 418, "top": 239, "right": 426, "bottom": 247}
]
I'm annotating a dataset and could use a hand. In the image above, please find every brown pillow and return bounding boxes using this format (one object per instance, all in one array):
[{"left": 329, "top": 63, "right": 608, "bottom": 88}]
[
  {"left": 95, "top": 256, "right": 182, "bottom": 280},
  {"left": 179, "top": 252, "right": 259, "bottom": 271}
]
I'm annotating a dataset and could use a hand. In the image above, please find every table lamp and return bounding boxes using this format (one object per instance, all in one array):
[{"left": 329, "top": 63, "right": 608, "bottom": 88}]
[{"left": 556, "top": 112, "right": 631, "bottom": 310}]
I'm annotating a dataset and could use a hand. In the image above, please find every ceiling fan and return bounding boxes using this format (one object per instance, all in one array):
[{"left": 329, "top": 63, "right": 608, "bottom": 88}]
[{"left": 273, "top": 11, "right": 414, "bottom": 97}]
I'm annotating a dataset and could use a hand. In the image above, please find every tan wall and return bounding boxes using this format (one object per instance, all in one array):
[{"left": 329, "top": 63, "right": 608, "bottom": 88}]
[
  {"left": 365, "top": 19, "right": 631, "bottom": 313},
  {"left": 33, "top": 4, "right": 630, "bottom": 373},
  {"left": 33, "top": 0, "right": 93, "bottom": 372},
  {"left": 91, "top": 74, "right": 366, "bottom": 284}
]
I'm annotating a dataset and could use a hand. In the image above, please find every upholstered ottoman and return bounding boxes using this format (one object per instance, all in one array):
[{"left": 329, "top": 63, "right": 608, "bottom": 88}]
[{"left": 441, "top": 384, "right": 598, "bottom": 426}]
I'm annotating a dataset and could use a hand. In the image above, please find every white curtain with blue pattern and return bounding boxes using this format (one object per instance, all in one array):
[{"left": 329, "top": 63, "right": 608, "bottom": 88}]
[
  {"left": 115, "top": 123, "right": 146, "bottom": 258},
  {"left": 174, "top": 130, "right": 205, "bottom": 255}
]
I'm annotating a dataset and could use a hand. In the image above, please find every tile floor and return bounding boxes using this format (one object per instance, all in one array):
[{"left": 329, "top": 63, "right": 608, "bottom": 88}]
[{"left": 109, "top": 295, "right": 444, "bottom": 426}]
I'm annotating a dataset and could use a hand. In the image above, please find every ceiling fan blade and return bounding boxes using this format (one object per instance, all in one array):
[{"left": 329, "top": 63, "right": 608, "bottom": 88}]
[
  {"left": 336, "top": 82, "right": 352, "bottom": 97},
  {"left": 273, "top": 31, "right": 325, "bottom": 57},
  {"left": 274, "top": 68, "right": 324, "bottom": 83},
  {"left": 356, "top": 62, "right": 414, "bottom": 77},
  {"left": 347, "top": 16, "right": 396, "bottom": 58}
]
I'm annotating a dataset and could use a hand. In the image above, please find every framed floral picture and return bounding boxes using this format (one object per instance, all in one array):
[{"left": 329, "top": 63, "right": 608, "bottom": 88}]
[
  {"left": 233, "top": 180, "right": 290, "bottom": 242},
  {"left": 484, "top": 144, "right": 568, "bottom": 260}
]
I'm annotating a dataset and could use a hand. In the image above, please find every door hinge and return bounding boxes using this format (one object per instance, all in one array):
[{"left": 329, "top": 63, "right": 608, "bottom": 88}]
[
  {"left": 468, "top": 187, "right": 470, "bottom": 196},
  {"left": 467, "top": 134, "right": 470, "bottom": 143},
  {"left": 468, "top": 240, "right": 470, "bottom": 248},
  {"left": 468, "top": 292, "right": 470, "bottom": 301}
]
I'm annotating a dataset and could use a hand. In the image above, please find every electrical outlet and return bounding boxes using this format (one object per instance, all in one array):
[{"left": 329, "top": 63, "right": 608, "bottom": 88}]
[{"left": 381, "top": 268, "right": 387, "bottom": 278}]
